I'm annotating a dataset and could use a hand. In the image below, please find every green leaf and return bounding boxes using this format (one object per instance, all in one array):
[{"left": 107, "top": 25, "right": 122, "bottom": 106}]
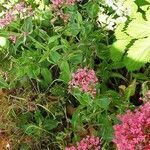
[
  {"left": 49, "top": 50, "right": 61, "bottom": 64},
  {"left": 141, "top": 81, "right": 150, "bottom": 95},
  {"left": 126, "top": 15, "right": 150, "bottom": 38},
  {"left": 43, "top": 119, "right": 58, "bottom": 131},
  {"left": 95, "top": 97, "right": 111, "bottom": 110},
  {"left": 77, "top": 11, "right": 82, "bottom": 23},
  {"left": 59, "top": 61, "right": 71, "bottom": 83},
  {"left": 34, "top": 110, "right": 44, "bottom": 124},
  {"left": 72, "top": 89, "right": 92, "bottom": 106},
  {"left": 85, "top": 2, "right": 99, "bottom": 18},
  {"left": 0, "top": 76, "right": 8, "bottom": 88},
  {"left": 48, "top": 35, "right": 60, "bottom": 44},
  {"left": 110, "top": 38, "right": 131, "bottom": 62},
  {"left": 124, "top": 37, "right": 150, "bottom": 71},
  {"left": 114, "top": 24, "right": 129, "bottom": 40},
  {"left": 133, "top": 73, "right": 149, "bottom": 80},
  {"left": 71, "top": 105, "right": 84, "bottom": 129},
  {"left": 64, "top": 23, "right": 81, "bottom": 37},
  {"left": 99, "top": 115, "right": 113, "bottom": 142},
  {"left": 124, "top": 79, "right": 137, "bottom": 100},
  {"left": 41, "top": 68, "right": 52, "bottom": 84},
  {"left": 22, "top": 17, "right": 33, "bottom": 33},
  {"left": 110, "top": 72, "right": 127, "bottom": 81}
]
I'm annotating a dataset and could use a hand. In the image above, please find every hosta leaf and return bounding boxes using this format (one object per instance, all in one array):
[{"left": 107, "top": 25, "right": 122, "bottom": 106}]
[{"left": 124, "top": 37, "right": 150, "bottom": 71}]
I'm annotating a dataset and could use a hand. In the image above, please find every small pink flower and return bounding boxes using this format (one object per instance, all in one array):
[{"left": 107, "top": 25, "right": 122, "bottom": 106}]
[
  {"left": 113, "top": 100, "right": 150, "bottom": 150},
  {"left": 66, "top": 136, "right": 101, "bottom": 150},
  {"left": 52, "top": 0, "right": 77, "bottom": 7},
  {"left": 0, "top": 2, "right": 33, "bottom": 29},
  {"left": 68, "top": 68, "right": 98, "bottom": 97}
]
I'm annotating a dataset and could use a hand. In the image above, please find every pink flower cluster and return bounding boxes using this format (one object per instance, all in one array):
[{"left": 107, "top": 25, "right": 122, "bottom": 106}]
[
  {"left": 68, "top": 68, "right": 98, "bottom": 97},
  {"left": 0, "top": 2, "right": 33, "bottom": 29},
  {"left": 66, "top": 135, "right": 101, "bottom": 150},
  {"left": 52, "top": 0, "right": 76, "bottom": 9},
  {"left": 113, "top": 101, "right": 150, "bottom": 150}
]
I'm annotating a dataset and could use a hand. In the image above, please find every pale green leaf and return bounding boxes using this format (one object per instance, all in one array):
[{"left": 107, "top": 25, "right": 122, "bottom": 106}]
[
  {"left": 126, "top": 13, "right": 150, "bottom": 38},
  {"left": 124, "top": 37, "right": 150, "bottom": 70},
  {"left": 110, "top": 38, "right": 131, "bottom": 61}
]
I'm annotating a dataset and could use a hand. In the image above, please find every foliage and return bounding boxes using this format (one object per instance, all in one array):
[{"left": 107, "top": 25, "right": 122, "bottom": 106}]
[
  {"left": 110, "top": 0, "right": 150, "bottom": 71},
  {"left": 0, "top": 0, "right": 149, "bottom": 150}
]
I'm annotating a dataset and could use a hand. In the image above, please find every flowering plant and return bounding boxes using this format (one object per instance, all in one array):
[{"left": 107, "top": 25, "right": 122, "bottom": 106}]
[
  {"left": 66, "top": 135, "right": 101, "bottom": 150},
  {"left": 69, "top": 68, "right": 98, "bottom": 98},
  {"left": 113, "top": 92, "right": 150, "bottom": 150},
  {"left": 0, "top": 0, "right": 149, "bottom": 150}
]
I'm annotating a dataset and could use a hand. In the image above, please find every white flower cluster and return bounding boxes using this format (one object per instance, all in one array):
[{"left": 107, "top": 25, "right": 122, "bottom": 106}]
[{"left": 97, "top": 0, "right": 131, "bottom": 30}]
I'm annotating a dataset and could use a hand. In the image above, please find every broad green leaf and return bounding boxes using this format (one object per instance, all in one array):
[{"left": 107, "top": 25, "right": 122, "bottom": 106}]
[
  {"left": 124, "top": 37, "right": 150, "bottom": 71},
  {"left": 126, "top": 13, "right": 150, "bottom": 38},
  {"left": 135, "top": 0, "right": 150, "bottom": 6},
  {"left": 124, "top": 0, "right": 138, "bottom": 17},
  {"left": 110, "top": 38, "right": 131, "bottom": 62},
  {"left": 115, "top": 24, "right": 129, "bottom": 40}
]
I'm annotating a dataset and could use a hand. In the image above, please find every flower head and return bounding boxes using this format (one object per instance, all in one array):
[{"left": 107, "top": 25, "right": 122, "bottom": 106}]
[
  {"left": 66, "top": 135, "right": 101, "bottom": 150},
  {"left": 68, "top": 68, "right": 98, "bottom": 97},
  {"left": 113, "top": 100, "right": 150, "bottom": 150},
  {"left": 52, "top": 0, "right": 76, "bottom": 9},
  {"left": 0, "top": 2, "right": 33, "bottom": 29}
]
